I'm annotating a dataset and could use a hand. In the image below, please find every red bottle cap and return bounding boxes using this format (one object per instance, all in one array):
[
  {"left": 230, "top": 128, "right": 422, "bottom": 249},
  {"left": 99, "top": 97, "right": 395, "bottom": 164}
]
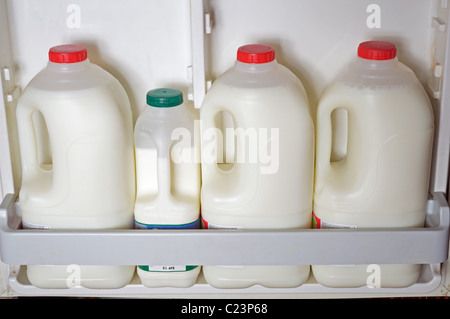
[
  {"left": 357, "top": 41, "right": 397, "bottom": 60},
  {"left": 49, "top": 44, "right": 88, "bottom": 63},
  {"left": 237, "top": 44, "right": 275, "bottom": 63}
]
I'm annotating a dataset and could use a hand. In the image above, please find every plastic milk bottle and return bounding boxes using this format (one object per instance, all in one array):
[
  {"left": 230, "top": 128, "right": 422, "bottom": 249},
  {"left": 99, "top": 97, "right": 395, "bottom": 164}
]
[
  {"left": 134, "top": 88, "right": 201, "bottom": 287},
  {"left": 16, "top": 44, "right": 136, "bottom": 289},
  {"left": 312, "top": 41, "right": 434, "bottom": 288},
  {"left": 200, "top": 44, "right": 314, "bottom": 288}
]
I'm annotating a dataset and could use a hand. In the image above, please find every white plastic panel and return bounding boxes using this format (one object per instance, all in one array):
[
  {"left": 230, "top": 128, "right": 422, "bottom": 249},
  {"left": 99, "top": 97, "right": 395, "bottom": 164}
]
[
  {"left": 0, "top": 0, "right": 19, "bottom": 199},
  {"left": 206, "top": 0, "right": 434, "bottom": 100},
  {"left": 5, "top": 0, "right": 195, "bottom": 122}
]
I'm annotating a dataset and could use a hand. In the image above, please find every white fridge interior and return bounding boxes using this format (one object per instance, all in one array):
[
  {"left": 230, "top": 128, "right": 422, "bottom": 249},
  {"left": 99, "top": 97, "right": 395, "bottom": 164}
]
[{"left": 0, "top": 0, "right": 449, "bottom": 298}]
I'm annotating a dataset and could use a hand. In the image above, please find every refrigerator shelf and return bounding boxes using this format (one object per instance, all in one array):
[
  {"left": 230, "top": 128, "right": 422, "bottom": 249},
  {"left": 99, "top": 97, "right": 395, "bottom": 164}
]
[
  {"left": 5, "top": 263, "right": 444, "bottom": 297},
  {"left": 1, "top": 192, "right": 449, "bottom": 296},
  {"left": 0, "top": 192, "right": 448, "bottom": 267}
]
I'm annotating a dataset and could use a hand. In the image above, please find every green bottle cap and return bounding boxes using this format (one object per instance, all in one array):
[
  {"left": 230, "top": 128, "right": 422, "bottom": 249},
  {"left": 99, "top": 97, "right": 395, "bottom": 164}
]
[{"left": 146, "top": 88, "right": 183, "bottom": 108}]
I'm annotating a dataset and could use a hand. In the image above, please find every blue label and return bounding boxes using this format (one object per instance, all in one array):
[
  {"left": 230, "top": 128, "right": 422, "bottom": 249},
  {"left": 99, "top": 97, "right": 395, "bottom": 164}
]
[{"left": 135, "top": 217, "right": 201, "bottom": 230}]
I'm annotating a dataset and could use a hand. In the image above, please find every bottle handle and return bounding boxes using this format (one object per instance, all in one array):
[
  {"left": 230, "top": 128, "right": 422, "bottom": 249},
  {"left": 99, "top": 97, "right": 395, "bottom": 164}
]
[
  {"left": 201, "top": 105, "right": 258, "bottom": 207},
  {"left": 157, "top": 154, "right": 172, "bottom": 201},
  {"left": 16, "top": 102, "right": 50, "bottom": 186},
  {"left": 315, "top": 96, "right": 349, "bottom": 193},
  {"left": 135, "top": 134, "right": 159, "bottom": 202}
]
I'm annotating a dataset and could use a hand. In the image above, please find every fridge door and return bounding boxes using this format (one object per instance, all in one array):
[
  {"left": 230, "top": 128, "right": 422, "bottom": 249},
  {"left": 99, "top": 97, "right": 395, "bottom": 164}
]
[{"left": 0, "top": 0, "right": 449, "bottom": 298}]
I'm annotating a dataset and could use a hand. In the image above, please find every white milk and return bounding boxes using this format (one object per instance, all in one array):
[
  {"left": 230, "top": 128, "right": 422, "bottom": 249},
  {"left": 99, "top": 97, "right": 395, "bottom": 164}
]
[
  {"left": 16, "top": 45, "right": 136, "bottom": 289},
  {"left": 312, "top": 41, "right": 434, "bottom": 288},
  {"left": 200, "top": 44, "right": 314, "bottom": 288},
  {"left": 134, "top": 88, "right": 201, "bottom": 288}
]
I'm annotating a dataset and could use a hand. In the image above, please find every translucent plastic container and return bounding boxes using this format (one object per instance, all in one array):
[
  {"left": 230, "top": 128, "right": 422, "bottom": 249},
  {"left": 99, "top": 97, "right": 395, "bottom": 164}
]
[
  {"left": 16, "top": 44, "right": 136, "bottom": 289},
  {"left": 134, "top": 88, "right": 201, "bottom": 288},
  {"left": 312, "top": 41, "right": 435, "bottom": 288},
  {"left": 200, "top": 44, "right": 314, "bottom": 288}
]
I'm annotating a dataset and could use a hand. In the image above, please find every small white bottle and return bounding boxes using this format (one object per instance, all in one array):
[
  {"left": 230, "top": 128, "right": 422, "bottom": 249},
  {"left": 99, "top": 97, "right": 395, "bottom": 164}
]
[
  {"left": 16, "top": 44, "right": 136, "bottom": 289},
  {"left": 134, "top": 88, "right": 201, "bottom": 288}
]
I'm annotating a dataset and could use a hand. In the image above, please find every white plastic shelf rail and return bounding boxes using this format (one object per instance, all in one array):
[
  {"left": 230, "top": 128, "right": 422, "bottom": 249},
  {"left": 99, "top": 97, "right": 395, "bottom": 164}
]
[{"left": 0, "top": 192, "right": 448, "bottom": 296}]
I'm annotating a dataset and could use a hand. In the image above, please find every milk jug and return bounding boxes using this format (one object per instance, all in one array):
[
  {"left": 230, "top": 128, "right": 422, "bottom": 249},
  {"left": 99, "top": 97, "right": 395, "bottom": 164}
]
[
  {"left": 312, "top": 41, "right": 434, "bottom": 288},
  {"left": 200, "top": 44, "right": 314, "bottom": 288},
  {"left": 16, "top": 44, "right": 136, "bottom": 289},
  {"left": 134, "top": 88, "right": 201, "bottom": 288}
]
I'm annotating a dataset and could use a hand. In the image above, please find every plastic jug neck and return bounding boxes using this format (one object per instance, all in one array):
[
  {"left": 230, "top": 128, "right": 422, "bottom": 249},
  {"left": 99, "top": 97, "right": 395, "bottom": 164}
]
[
  {"left": 354, "top": 56, "right": 399, "bottom": 70},
  {"left": 46, "top": 59, "right": 90, "bottom": 72},
  {"left": 234, "top": 60, "right": 277, "bottom": 73},
  {"left": 144, "top": 102, "right": 187, "bottom": 119},
  {"left": 339, "top": 55, "right": 416, "bottom": 88}
]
